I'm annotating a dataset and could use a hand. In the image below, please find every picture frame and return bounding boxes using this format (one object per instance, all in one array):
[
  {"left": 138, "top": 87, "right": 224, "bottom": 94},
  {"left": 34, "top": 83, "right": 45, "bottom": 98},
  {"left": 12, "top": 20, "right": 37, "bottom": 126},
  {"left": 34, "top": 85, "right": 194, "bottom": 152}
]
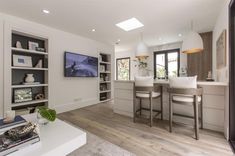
[
  {"left": 216, "top": 29, "right": 227, "bottom": 69},
  {"left": 14, "top": 88, "right": 33, "bottom": 103},
  {"left": 28, "top": 41, "right": 39, "bottom": 50},
  {"left": 13, "top": 55, "right": 32, "bottom": 67},
  {"left": 100, "top": 65, "right": 105, "bottom": 72}
]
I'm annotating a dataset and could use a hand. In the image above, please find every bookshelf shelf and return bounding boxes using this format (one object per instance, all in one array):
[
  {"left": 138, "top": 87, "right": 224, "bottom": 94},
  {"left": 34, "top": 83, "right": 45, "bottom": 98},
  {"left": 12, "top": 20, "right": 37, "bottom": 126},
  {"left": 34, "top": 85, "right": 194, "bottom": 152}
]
[
  {"left": 11, "top": 47, "right": 48, "bottom": 55},
  {"left": 11, "top": 67, "right": 48, "bottom": 71},
  {"left": 100, "top": 61, "right": 111, "bottom": 65},
  {"left": 100, "top": 81, "right": 111, "bottom": 83},
  {"left": 12, "top": 99, "right": 49, "bottom": 107},
  {"left": 12, "top": 84, "right": 48, "bottom": 88},
  {"left": 100, "top": 90, "right": 111, "bottom": 93}
]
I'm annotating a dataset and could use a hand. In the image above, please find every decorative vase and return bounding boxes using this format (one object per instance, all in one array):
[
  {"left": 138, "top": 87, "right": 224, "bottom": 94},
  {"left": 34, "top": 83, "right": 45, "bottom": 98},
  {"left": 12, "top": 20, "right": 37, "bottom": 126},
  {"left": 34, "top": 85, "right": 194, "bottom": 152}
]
[
  {"left": 37, "top": 111, "right": 49, "bottom": 125},
  {"left": 25, "top": 74, "right": 35, "bottom": 83}
]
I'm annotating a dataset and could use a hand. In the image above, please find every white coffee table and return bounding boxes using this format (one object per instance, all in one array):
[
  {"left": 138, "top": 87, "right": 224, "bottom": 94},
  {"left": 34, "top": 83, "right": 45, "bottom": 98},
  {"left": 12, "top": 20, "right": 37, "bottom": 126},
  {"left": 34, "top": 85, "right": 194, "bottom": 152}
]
[{"left": 7, "top": 114, "right": 87, "bottom": 156}]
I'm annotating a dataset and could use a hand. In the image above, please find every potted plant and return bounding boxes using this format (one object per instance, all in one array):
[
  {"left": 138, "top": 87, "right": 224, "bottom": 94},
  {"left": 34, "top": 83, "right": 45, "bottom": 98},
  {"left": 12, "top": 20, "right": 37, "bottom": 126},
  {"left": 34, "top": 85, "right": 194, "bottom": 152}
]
[{"left": 37, "top": 106, "right": 57, "bottom": 125}]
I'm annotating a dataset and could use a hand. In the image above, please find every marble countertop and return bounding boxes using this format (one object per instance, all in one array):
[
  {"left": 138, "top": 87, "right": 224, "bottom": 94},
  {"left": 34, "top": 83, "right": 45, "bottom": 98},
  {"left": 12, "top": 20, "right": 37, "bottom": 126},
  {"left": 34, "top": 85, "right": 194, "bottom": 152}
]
[{"left": 114, "top": 80, "right": 228, "bottom": 86}]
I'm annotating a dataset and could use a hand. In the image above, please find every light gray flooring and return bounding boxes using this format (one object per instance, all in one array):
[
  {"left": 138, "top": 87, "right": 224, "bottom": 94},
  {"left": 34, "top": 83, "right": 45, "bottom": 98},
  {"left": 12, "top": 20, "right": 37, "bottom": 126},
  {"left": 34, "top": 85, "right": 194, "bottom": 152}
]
[
  {"left": 58, "top": 102, "right": 233, "bottom": 156},
  {"left": 68, "top": 131, "right": 135, "bottom": 156}
]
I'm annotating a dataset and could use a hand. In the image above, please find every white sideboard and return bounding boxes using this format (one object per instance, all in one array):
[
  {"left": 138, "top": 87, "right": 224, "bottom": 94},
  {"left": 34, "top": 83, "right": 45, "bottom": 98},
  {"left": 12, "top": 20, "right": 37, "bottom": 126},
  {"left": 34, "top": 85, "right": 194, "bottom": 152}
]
[{"left": 114, "top": 80, "right": 228, "bottom": 133}]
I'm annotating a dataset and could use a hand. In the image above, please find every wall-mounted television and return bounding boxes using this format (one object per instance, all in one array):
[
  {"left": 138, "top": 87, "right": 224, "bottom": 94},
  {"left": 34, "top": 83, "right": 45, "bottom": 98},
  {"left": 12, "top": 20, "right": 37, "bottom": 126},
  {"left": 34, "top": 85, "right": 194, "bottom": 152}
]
[{"left": 64, "top": 52, "right": 98, "bottom": 77}]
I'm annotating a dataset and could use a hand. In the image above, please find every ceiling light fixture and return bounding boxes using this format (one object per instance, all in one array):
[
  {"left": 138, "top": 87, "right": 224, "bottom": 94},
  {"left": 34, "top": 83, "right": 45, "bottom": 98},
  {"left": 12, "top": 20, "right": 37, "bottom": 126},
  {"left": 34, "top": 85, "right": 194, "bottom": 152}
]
[
  {"left": 116, "top": 18, "right": 144, "bottom": 31},
  {"left": 135, "top": 33, "right": 149, "bottom": 58},
  {"left": 92, "top": 29, "right": 96, "bottom": 32},
  {"left": 42, "top": 9, "right": 50, "bottom": 14},
  {"left": 182, "top": 21, "right": 203, "bottom": 54},
  {"left": 178, "top": 33, "right": 182, "bottom": 37}
]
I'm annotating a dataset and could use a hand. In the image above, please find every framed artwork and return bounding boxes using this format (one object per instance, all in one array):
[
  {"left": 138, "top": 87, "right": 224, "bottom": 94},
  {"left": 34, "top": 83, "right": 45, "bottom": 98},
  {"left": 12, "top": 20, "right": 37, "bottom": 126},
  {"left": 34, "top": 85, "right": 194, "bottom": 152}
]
[
  {"left": 216, "top": 30, "right": 227, "bottom": 69},
  {"left": 100, "top": 65, "right": 105, "bottom": 72},
  {"left": 14, "top": 88, "right": 32, "bottom": 103},
  {"left": 13, "top": 55, "right": 32, "bottom": 67},
  {"left": 28, "top": 41, "right": 39, "bottom": 50}
]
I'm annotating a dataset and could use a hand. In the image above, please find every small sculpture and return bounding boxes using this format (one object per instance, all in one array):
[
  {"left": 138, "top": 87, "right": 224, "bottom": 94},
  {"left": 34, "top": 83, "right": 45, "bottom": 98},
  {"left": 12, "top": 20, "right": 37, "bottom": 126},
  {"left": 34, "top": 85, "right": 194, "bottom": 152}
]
[
  {"left": 16, "top": 41, "right": 22, "bottom": 49},
  {"left": 35, "top": 94, "right": 45, "bottom": 100},
  {"left": 206, "top": 71, "right": 214, "bottom": 81},
  {"left": 34, "top": 60, "right": 42, "bottom": 68},
  {"left": 4, "top": 122, "right": 37, "bottom": 141},
  {"left": 207, "top": 71, "right": 212, "bottom": 79}
]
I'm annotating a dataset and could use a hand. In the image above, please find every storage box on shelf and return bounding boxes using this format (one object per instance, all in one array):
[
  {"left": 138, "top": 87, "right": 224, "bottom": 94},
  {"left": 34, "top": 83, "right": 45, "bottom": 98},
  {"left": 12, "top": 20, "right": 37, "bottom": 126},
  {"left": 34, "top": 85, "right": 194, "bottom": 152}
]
[
  {"left": 4, "top": 30, "right": 49, "bottom": 116},
  {"left": 99, "top": 53, "right": 112, "bottom": 102}
]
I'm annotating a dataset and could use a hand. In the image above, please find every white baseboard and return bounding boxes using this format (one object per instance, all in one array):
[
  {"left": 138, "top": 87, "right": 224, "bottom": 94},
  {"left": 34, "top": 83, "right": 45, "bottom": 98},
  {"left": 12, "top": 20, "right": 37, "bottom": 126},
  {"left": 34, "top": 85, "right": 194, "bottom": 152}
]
[{"left": 55, "top": 98, "right": 99, "bottom": 114}]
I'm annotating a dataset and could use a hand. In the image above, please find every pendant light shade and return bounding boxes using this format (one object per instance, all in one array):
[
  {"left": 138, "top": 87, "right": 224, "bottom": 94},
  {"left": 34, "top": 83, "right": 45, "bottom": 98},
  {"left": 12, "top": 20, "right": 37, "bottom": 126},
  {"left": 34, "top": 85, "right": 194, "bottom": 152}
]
[
  {"left": 182, "top": 21, "right": 203, "bottom": 54},
  {"left": 136, "top": 42, "right": 149, "bottom": 57},
  {"left": 136, "top": 33, "right": 149, "bottom": 58},
  {"left": 182, "top": 31, "right": 203, "bottom": 54}
]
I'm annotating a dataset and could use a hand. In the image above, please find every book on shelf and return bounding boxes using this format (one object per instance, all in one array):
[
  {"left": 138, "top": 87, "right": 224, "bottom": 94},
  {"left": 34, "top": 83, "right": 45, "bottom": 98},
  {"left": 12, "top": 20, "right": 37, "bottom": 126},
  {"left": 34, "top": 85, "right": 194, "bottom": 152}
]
[
  {"left": 0, "top": 116, "right": 27, "bottom": 132},
  {"left": 0, "top": 131, "right": 40, "bottom": 156}
]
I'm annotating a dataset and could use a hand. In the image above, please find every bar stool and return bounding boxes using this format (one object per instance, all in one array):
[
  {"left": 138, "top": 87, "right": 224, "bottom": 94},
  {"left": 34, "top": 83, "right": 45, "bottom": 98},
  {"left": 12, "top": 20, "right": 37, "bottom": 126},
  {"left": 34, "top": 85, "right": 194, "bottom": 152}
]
[
  {"left": 133, "top": 76, "right": 163, "bottom": 127},
  {"left": 168, "top": 76, "right": 203, "bottom": 140}
]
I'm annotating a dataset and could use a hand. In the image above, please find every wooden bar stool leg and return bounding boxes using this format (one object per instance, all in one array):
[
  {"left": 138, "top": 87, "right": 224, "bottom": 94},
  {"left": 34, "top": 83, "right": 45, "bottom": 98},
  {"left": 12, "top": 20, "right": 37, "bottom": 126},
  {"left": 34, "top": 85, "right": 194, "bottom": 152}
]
[
  {"left": 133, "top": 87, "right": 136, "bottom": 123},
  {"left": 160, "top": 87, "right": 163, "bottom": 120},
  {"left": 200, "top": 96, "right": 203, "bottom": 129},
  {"left": 169, "top": 93, "right": 172, "bottom": 132},
  {"left": 140, "top": 98, "right": 142, "bottom": 116},
  {"left": 150, "top": 93, "right": 153, "bottom": 127},
  {"left": 194, "top": 96, "right": 199, "bottom": 140}
]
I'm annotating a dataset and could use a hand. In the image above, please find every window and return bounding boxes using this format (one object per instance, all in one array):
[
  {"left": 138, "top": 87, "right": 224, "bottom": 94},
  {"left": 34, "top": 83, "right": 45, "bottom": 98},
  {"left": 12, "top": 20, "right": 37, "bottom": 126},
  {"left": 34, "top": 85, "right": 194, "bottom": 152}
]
[
  {"left": 116, "top": 57, "right": 130, "bottom": 80},
  {"left": 154, "top": 49, "right": 180, "bottom": 79}
]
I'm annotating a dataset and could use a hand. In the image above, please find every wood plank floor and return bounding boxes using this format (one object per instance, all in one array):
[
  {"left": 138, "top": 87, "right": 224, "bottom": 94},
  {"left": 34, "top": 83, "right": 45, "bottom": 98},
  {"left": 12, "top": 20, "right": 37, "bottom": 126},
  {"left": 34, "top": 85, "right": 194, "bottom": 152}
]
[{"left": 58, "top": 102, "right": 233, "bottom": 156}]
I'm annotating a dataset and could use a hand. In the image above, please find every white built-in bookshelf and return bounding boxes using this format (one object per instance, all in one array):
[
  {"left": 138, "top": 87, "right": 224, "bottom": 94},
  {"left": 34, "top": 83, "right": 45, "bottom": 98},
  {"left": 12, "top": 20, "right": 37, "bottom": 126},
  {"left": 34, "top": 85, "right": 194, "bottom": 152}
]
[
  {"left": 4, "top": 29, "right": 49, "bottom": 115},
  {"left": 99, "top": 53, "right": 112, "bottom": 102}
]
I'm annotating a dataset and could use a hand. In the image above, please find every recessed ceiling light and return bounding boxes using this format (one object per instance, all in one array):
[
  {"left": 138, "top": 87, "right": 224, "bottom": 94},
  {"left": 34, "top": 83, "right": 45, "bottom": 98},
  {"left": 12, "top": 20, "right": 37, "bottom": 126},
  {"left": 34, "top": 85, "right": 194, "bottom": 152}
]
[
  {"left": 116, "top": 18, "right": 144, "bottom": 31},
  {"left": 42, "top": 9, "right": 50, "bottom": 14},
  {"left": 117, "top": 39, "right": 121, "bottom": 42},
  {"left": 92, "top": 29, "right": 96, "bottom": 32},
  {"left": 178, "top": 33, "right": 182, "bottom": 37}
]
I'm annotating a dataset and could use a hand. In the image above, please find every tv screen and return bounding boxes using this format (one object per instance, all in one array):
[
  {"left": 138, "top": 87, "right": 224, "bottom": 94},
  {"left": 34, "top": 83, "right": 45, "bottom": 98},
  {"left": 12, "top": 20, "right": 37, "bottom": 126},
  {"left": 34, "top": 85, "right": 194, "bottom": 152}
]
[{"left": 64, "top": 52, "right": 98, "bottom": 77}]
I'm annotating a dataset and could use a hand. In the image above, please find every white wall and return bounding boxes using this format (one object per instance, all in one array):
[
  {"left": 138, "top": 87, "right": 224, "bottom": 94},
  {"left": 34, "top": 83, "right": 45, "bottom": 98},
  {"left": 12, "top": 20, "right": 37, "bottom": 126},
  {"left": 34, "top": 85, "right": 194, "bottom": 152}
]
[
  {"left": 0, "top": 13, "right": 114, "bottom": 116},
  {"left": 115, "top": 41, "right": 187, "bottom": 79},
  {"left": 212, "top": 0, "right": 230, "bottom": 139},
  {"left": 213, "top": 0, "right": 230, "bottom": 82}
]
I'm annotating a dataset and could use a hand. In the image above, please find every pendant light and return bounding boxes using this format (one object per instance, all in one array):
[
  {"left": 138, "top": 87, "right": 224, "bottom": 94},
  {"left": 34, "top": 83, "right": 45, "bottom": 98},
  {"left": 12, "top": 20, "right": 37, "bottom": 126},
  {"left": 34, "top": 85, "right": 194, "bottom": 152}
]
[
  {"left": 182, "top": 21, "right": 203, "bottom": 54},
  {"left": 136, "top": 33, "right": 149, "bottom": 58}
]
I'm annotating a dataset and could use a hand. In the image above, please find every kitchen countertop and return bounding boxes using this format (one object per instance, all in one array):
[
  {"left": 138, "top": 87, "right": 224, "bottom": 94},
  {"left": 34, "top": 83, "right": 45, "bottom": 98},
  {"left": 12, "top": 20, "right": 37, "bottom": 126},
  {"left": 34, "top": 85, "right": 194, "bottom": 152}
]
[{"left": 114, "top": 80, "right": 228, "bottom": 86}]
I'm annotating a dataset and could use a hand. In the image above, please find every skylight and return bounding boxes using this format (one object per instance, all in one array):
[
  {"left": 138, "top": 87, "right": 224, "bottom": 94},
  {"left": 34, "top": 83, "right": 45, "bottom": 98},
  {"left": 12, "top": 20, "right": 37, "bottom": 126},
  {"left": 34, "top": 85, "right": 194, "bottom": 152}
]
[{"left": 116, "top": 18, "right": 144, "bottom": 31}]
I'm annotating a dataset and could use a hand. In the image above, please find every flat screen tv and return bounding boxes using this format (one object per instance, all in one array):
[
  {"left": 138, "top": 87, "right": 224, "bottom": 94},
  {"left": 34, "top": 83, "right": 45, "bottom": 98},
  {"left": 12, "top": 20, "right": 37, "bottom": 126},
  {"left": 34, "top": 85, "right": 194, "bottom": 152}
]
[{"left": 64, "top": 52, "right": 98, "bottom": 77}]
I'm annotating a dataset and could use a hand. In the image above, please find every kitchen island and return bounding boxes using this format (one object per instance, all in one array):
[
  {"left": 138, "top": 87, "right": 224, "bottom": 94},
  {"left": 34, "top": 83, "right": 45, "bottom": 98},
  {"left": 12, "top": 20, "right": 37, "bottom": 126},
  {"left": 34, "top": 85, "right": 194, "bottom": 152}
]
[{"left": 114, "top": 80, "right": 228, "bottom": 135}]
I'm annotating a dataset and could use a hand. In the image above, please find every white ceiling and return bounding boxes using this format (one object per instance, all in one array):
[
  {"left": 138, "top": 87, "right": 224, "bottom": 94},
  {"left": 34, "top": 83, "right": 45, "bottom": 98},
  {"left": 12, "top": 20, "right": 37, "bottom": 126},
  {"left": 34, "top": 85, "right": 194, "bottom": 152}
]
[{"left": 0, "top": 0, "right": 225, "bottom": 52}]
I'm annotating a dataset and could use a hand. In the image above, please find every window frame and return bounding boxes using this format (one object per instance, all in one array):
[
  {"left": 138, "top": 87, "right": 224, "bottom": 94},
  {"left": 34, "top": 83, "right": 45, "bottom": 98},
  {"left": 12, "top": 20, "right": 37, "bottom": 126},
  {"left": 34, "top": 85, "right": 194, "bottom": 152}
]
[
  {"left": 116, "top": 57, "right": 131, "bottom": 80},
  {"left": 153, "top": 48, "right": 180, "bottom": 79}
]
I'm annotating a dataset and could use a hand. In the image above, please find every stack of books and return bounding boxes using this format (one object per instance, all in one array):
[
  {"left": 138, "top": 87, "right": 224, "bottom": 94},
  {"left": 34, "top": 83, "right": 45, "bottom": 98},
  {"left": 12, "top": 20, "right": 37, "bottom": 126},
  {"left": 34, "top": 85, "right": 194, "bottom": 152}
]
[
  {"left": 0, "top": 116, "right": 40, "bottom": 156},
  {"left": 0, "top": 116, "right": 27, "bottom": 132}
]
